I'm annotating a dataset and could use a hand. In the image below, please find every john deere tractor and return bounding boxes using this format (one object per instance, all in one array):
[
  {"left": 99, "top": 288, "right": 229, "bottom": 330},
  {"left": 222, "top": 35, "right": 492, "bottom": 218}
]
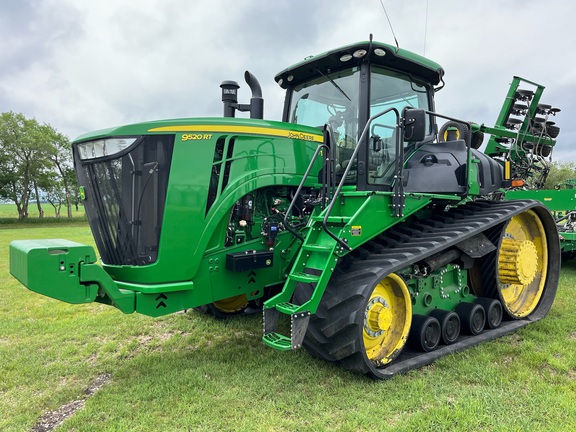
[{"left": 10, "top": 39, "right": 561, "bottom": 379}]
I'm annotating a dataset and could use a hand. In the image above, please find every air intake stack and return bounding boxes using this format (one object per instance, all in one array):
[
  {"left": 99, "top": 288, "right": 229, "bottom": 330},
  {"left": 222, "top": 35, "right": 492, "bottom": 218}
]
[{"left": 220, "top": 71, "right": 264, "bottom": 119}]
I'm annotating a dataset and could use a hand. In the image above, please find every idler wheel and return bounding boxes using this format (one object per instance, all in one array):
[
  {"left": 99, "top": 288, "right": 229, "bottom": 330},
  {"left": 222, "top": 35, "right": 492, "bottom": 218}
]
[{"left": 362, "top": 274, "right": 413, "bottom": 366}]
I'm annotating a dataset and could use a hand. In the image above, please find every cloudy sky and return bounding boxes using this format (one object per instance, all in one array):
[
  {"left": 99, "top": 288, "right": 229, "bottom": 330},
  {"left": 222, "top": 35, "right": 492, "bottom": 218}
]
[{"left": 1, "top": 0, "right": 575, "bottom": 159}]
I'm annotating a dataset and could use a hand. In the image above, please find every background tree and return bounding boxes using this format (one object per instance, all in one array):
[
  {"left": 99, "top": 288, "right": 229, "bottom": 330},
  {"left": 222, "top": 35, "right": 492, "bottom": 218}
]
[
  {"left": 36, "top": 170, "right": 61, "bottom": 217},
  {"left": 65, "top": 168, "right": 81, "bottom": 211},
  {"left": 43, "top": 124, "right": 76, "bottom": 219},
  {"left": 44, "top": 178, "right": 67, "bottom": 217},
  {"left": 0, "top": 111, "right": 79, "bottom": 219},
  {"left": 0, "top": 112, "right": 52, "bottom": 219},
  {"left": 544, "top": 161, "right": 576, "bottom": 189}
]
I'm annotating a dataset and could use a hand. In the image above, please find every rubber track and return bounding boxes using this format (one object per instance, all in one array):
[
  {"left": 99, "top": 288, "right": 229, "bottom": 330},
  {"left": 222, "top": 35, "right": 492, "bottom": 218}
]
[{"left": 295, "top": 199, "right": 560, "bottom": 379}]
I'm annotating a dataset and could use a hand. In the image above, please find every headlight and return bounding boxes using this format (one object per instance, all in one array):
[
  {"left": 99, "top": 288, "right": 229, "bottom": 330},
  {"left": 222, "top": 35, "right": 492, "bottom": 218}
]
[{"left": 76, "top": 138, "right": 138, "bottom": 160}]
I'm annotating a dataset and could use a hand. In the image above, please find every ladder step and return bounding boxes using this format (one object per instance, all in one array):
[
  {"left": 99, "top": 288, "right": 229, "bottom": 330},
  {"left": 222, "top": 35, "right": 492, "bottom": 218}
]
[
  {"left": 274, "top": 302, "right": 300, "bottom": 314},
  {"left": 262, "top": 308, "right": 311, "bottom": 350},
  {"left": 302, "top": 243, "right": 333, "bottom": 252},
  {"left": 290, "top": 272, "right": 321, "bottom": 283},
  {"left": 262, "top": 332, "right": 292, "bottom": 351}
]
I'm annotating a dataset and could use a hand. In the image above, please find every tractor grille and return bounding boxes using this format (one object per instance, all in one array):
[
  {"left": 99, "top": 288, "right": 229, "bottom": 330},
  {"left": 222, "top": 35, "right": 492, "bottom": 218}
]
[{"left": 74, "top": 135, "right": 174, "bottom": 266}]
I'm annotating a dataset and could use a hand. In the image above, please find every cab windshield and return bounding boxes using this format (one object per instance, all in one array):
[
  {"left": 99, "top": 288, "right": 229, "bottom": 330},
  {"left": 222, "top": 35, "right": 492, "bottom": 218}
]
[
  {"left": 288, "top": 67, "right": 360, "bottom": 181},
  {"left": 287, "top": 64, "right": 431, "bottom": 187}
]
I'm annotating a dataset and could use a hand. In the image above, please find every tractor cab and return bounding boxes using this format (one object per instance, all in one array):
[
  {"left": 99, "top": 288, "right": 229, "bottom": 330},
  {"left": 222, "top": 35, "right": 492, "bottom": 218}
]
[
  {"left": 276, "top": 41, "right": 503, "bottom": 197},
  {"left": 275, "top": 41, "right": 443, "bottom": 190}
]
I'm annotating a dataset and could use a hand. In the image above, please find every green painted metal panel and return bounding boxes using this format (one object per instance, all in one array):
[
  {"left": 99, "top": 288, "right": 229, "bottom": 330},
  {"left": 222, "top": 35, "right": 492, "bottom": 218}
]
[
  {"left": 560, "top": 232, "right": 576, "bottom": 253},
  {"left": 504, "top": 189, "right": 576, "bottom": 211},
  {"left": 407, "top": 265, "right": 474, "bottom": 315},
  {"left": 89, "top": 119, "right": 324, "bottom": 290}
]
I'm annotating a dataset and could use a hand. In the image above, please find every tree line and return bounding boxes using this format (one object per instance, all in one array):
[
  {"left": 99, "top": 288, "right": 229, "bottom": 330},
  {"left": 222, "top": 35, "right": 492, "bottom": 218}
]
[{"left": 0, "top": 111, "right": 80, "bottom": 219}]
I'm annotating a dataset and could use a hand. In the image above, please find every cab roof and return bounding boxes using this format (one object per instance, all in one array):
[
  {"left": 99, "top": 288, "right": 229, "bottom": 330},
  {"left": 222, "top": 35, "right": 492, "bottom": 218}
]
[{"left": 275, "top": 41, "right": 444, "bottom": 88}]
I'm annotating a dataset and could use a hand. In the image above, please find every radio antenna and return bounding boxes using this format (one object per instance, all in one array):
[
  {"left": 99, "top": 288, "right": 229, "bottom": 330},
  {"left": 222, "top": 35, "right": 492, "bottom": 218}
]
[
  {"left": 379, "top": 0, "right": 400, "bottom": 53},
  {"left": 423, "top": 0, "right": 429, "bottom": 55}
]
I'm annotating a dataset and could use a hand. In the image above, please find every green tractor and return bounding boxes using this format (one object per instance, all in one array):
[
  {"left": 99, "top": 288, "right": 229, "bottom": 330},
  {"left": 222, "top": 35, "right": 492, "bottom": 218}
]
[{"left": 10, "top": 39, "right": 561, "bottom": 379}]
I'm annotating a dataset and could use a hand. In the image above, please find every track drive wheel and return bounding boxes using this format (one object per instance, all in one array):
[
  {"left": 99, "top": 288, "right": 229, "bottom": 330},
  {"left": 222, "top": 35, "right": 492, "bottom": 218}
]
[
  {"left": 472, "top": 207, "right": 558, "bottom": 320},
  {"left": 293, "top": 268, "right": 412, "bottom": 377},
  {"left": 496, "top": 210, "right": 548, "bottom": 318}
]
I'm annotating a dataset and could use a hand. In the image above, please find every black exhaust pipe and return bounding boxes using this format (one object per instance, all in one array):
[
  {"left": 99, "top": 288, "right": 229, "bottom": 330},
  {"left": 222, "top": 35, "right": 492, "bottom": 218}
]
[{"left": 244, "top": 71, "right": 264, "bottom": 119}]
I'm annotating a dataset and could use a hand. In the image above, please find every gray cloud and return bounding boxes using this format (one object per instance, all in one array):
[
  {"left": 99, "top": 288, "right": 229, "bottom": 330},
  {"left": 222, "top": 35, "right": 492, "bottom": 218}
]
[
  {"left": 0, "top": 1, "right": 82, "bottom": 74},
  {"left": 0, "top": 0, "right": 574, "bottom": 162}
]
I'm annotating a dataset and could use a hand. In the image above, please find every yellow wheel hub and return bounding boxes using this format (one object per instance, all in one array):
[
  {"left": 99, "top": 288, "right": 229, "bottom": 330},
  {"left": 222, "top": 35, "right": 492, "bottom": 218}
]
[
  {"left": 498, "top": 238, "right": 538, "bottom": 285},
  {"left": 366, "top": 301, "right": 393, "bottom": 334},
  {"left": 497, "top": 210, "right": 548, "bottom": 318},
  {"left": 363, "top": 273, "right": 412, "bottom": 366}
]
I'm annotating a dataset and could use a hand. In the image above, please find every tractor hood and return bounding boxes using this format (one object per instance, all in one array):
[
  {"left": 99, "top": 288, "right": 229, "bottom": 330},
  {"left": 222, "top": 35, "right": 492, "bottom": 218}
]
[{"left": 72, "top": 117, "right": 322, "bottom": 285}]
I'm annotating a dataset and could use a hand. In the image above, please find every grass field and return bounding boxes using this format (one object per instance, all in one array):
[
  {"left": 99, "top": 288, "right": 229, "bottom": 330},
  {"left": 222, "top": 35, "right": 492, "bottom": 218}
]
[
  {"left": 0, "top": 203, "right": 86, "bottom": 223},
  {"left": 1, "top": 222, "right": 576, "bottom": 431}
]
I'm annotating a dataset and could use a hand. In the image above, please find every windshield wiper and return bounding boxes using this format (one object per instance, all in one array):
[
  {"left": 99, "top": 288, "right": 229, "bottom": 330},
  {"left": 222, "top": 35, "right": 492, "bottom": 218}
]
[{"left": 316, "top": 68, "right": 351, "bottom": 102}]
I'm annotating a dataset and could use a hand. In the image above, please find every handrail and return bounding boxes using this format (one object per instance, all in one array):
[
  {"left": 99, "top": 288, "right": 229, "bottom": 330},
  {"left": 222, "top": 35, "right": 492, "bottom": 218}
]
[
  {"left": 322, "top": 108, "right": 401, "bottom": 251},
  {"left": 283, "top": 143, "right": 330, "bottom": 241},
  {"left": 423, "top": 110, "right": 472, "bottom": 195},
  {"left": 324, "top": 124, "right": 338, "bottom": 203}
]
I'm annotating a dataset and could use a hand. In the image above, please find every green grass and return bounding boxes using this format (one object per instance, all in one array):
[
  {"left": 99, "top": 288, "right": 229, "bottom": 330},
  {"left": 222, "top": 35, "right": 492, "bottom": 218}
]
[
  {"left": 1, "top": 223, "right": 576, "bottom": 431},
  {"left": 0, "top": 203, "right": 87, "bottom": 224}
]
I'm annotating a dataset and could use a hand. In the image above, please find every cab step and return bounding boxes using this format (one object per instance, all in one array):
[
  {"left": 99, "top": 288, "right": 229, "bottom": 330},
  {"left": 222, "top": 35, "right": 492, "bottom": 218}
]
[
  {"left": 290, "top": 272, "right": 321, "bottom": 283},
  {"left": 262, "top": 305, "right": 311, "bottom": 350},
  {"left": 274, "top": 301, "right": 300, "bottom": 314},
  {"left": 262, "top": 332, "right": 292, "bottom": 350}
]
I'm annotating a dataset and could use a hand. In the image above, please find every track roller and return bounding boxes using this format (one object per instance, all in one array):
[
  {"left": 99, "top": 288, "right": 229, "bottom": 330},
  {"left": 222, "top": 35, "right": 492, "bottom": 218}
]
[
  {"left": 408, "top": 314, "right": 441, "bottom": 352},
  {"left": 429, "top": 309, "right": 461, "bottom": 345},
  {"left": 456, "top": 302, "right": 486, "bottom": 335},
  {"left": 476, "top": 298, "right": 503, "bottom": 329}
]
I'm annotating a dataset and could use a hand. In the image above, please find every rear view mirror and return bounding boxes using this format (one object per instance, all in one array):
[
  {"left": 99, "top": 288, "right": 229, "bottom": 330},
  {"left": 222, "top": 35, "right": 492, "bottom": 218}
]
[
  {"left": 403, "top": 108, "right": 426, "bottom": 142},
  {"left": 371, "top": 135, "right": 383, "bottom": 152}
]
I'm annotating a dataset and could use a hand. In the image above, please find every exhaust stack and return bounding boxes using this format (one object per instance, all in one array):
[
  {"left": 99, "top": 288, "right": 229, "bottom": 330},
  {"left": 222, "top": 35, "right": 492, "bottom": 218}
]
[{"left": 220, "top": 70, "right": 264, "bottom": 119}]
